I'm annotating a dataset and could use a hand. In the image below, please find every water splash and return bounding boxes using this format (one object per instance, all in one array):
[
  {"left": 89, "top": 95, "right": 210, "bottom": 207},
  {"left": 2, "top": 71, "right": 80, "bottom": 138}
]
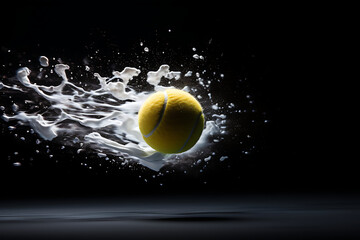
[{"left": 1, "top": 59, "right": 226, "bottom": 171}]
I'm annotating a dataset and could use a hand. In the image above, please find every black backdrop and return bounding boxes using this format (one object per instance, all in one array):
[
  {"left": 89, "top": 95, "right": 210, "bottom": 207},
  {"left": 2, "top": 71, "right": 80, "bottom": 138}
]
[{"left": 0, "top": 1, "right": 354, "bottom": 198}]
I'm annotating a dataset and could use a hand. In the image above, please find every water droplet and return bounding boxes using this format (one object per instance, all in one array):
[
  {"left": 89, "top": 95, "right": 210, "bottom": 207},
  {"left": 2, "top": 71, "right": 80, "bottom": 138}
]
[
  {"left": 184, "top": 71, "right": 192, "bottom": 77},
  {"left": 12, "top": 103, "right": 18, "bottom": 112},
  {"left": 97, "top": 153, "right": 107, "bottom": 158},
  {"left": 39, "top": 56, "right": 49, "bottom": 67},
  {"left": 220, "top": 156, "right": 228, "bottom": 161},
  {"left": 211, "top": 104, "right": 218, "bottom": 110}
]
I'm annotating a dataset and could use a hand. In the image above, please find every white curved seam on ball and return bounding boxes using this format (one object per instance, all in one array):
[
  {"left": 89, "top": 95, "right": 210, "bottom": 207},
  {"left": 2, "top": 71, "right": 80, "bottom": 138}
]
[
  {"left": 144, "top": 91, "right": 168, "bottom": 138},
  {"left": 176, "top": 112, "right": 203, "bottom": 153}
]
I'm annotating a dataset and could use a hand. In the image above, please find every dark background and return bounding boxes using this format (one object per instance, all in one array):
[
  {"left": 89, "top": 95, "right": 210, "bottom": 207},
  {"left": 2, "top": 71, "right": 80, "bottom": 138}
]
[{"left": 0, "top": 1, "right": 355, "bottom": 198}]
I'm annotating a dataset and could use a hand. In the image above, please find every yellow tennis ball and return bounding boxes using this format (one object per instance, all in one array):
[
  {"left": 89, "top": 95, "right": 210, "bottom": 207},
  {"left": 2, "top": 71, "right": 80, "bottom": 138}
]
[{"left": 138, "top": 89, "right": 204, "bottom": 154}]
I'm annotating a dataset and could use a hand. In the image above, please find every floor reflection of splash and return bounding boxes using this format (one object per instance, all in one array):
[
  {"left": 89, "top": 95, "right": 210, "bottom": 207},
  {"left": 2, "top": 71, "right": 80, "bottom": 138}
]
[{"left": 0, "top": 58, "right": 226, "bottom": 171}]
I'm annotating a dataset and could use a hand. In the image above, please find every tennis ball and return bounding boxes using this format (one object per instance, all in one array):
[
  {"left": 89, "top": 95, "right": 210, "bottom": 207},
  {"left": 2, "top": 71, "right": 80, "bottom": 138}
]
[{"left": 138, "top": 89, "right": 204, "bottom": 154}]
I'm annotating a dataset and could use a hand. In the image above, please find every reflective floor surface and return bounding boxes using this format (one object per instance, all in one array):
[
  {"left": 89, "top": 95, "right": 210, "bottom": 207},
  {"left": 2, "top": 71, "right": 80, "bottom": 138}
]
[{"left": 1, "top": 193, "right": 359, "bottom": 240}]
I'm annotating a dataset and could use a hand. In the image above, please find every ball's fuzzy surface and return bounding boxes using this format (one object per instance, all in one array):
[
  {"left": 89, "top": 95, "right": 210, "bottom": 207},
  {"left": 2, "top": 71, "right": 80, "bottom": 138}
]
[{"left": 138, "top": 89, "right": 204, "bottom": 154}]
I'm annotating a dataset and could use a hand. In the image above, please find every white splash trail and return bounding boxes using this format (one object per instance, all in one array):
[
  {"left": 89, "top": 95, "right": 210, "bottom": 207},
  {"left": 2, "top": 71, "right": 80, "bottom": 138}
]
[{"left": 1, "top": 59, "right": 227, "bottom": 171}]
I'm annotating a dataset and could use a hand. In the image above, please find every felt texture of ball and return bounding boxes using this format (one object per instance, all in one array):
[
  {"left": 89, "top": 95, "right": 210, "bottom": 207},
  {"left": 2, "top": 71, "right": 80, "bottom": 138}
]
[{"left": 138, "top": 89, "right": 204, "bottom": 154}]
